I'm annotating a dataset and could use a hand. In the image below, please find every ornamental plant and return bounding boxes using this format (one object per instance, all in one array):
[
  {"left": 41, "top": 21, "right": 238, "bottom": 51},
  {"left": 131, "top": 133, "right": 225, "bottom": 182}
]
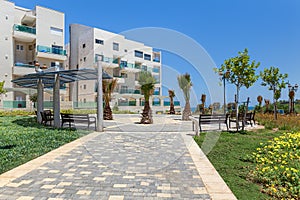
[{"left": 249, "top": 132, "right": 300, "bottom": 199}]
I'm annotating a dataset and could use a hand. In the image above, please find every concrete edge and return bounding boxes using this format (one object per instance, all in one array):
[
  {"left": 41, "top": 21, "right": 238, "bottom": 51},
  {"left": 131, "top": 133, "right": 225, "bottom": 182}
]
[
  {"left": 182, "top": 132, "right": 237, "bottom": 200},
  {"left": 0, "top": 131, "right": 101, "bottom": 187}
]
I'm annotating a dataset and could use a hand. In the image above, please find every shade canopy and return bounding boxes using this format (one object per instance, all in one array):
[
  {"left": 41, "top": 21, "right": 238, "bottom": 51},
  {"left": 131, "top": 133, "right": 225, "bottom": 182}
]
[{"left": 11, "top": 68, "right": 111, "bottom": 88}]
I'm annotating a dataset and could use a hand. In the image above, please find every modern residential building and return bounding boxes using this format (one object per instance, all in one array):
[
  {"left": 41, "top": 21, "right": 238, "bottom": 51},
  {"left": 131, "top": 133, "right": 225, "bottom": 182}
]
[
  {"left": 69, "top": 24, "right": 170, "bottom": 111},
  {"left": 0, "top": 0, "right": 67, "bottom": 108}
]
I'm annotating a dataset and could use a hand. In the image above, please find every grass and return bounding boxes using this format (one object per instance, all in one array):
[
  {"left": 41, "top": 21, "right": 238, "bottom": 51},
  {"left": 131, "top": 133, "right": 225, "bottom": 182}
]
[
  {"left": 0, "top": 116, "right": 89, "bottom": 174},
  {"left": 194, "top": 129, "right": 282, "bottom": 200}
]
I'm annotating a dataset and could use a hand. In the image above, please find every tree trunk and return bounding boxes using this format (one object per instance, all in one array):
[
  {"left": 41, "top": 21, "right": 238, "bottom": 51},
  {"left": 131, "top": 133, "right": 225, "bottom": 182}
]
[
  {"left": 103, "top": 103, "right": 113, "bottom": 120},
  {"left": 140, "top": 100, "right": 153, "bottom": 124},
  {"left": 235, "top": 87, "right": 240, "bottom": 131},
  {"left": 169, "top": 98, "right": 175, "bottom": 114},
  {"left": 182, "top": 101, "right": 191, "bottom": 120},
  {"left": 273, "top": 89, "right": 277, "bottom": 120}
]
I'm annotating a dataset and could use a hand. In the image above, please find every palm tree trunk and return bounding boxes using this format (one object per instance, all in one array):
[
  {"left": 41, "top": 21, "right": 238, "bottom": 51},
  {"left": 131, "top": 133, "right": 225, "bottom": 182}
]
[
  {"left": 103, "top": 103, "right": 113, "bottom": 120},
  {"left": 140, "top": 100, "right": 153, "bottom": 124},
  {"left": 169, "top": 97, "right": 175, "bottom": 114},
  {"left": 182, "top": 100, "right": 191, "bottom": 120}
]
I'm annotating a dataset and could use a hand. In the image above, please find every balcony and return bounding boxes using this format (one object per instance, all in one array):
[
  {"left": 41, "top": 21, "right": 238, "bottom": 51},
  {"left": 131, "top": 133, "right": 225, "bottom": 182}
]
[
  {"left": 13, "top": 24, "right": 36, "bottom": 42},
  {"left": 36, "top": 45, "right": 67, "bottom": 61},
  {"left": 13, "top": 62, "right": 36, "bottom": 75}
]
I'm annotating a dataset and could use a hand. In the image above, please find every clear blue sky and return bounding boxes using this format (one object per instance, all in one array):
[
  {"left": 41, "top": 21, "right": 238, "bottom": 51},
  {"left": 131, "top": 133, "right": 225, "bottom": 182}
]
[{"left": 13, "top": 0, "right": 300, "bottom": 107}]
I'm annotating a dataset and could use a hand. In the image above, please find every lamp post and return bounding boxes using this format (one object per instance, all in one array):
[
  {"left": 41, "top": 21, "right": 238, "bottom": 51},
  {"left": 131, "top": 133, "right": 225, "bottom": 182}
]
[
  {"left": 288, "top": 83, "right": 298, "bottom": 114},
  {"left": 219, "top": 70, "right": 229, "bottom": 114}
]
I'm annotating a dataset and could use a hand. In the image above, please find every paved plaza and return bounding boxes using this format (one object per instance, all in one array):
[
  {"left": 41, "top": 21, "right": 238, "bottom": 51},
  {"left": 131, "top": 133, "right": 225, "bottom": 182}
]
[{"left": 0, "top": 115, "right": 236, "bottom": 200}]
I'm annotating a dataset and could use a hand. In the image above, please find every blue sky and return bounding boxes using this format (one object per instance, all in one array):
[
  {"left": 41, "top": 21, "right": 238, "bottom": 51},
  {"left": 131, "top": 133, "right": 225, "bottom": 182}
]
[{"left": 13, "top": 0, "right": 300, "bottom": 107}]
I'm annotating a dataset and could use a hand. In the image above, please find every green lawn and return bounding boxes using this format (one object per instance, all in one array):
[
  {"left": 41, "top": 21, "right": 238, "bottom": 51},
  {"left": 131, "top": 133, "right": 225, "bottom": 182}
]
[
  {"left": 0, "top": 116, "right": 89, "bottom": 174},
  {"left": 194, "top": 130, "right": 282, "bottom": 200}
]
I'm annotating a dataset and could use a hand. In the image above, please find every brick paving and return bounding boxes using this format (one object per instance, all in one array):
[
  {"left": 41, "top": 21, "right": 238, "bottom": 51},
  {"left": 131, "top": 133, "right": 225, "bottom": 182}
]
[{"left": 0, "top": 115, "right": 236, "bottom": 200}]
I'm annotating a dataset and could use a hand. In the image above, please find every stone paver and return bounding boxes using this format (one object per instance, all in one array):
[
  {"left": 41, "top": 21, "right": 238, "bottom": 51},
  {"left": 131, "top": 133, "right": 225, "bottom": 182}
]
[{"left": 0, "top": 115, "right": 237, "bottom": 199}]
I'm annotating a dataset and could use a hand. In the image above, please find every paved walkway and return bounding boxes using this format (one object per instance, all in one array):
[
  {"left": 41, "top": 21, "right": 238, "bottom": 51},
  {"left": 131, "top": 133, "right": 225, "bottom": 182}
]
[{"left": 0, "top": 114, "right": 236, "bottom": 200}]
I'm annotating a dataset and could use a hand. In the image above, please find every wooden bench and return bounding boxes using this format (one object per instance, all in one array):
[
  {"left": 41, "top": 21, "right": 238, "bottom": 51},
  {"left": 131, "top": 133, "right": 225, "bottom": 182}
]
[
  {"left": 229, "top": 111, "right": 255, "bottom": 128},
  {"left": 60, "top": 113, "right": 96, "bottom": 130},
  {"left": 198, "top": 114, "right": 229, "bottom": 132},
  {"left": 40, "top": 110, "right": 54, "bottom": 126}
]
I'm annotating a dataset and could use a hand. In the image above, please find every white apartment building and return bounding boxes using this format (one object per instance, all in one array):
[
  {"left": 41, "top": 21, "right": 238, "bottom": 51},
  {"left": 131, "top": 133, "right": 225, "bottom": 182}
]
[
  {"left": 69, "top": 24, "right": 163, "bottom": 110},
  {"left": 0, "top": 0, "right": 67, "bottom": 108}
]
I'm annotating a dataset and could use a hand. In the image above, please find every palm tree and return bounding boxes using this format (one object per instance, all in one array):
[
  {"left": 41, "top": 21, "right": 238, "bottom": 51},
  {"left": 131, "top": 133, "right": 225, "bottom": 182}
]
[
  {"left": 139, "top": 71, "right": 156, "bottom": 124},
  {"left": 177, "top": 73, "right": 192, "bottom": 120},
  {"left": 168, "top": 90, "right": 175, "bottom": 114},
  {"left": 103, "top": 79, "right": 117, "bottom": 120}
]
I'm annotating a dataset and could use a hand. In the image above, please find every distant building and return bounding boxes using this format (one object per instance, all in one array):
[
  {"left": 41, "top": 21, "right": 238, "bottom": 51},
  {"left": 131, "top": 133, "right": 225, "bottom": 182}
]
[
  {"left": 0, "top": 0, "right": 67, "bottom": 108},
  {"left": 69, "top": 24, "right": 165, "bottom": 111}
]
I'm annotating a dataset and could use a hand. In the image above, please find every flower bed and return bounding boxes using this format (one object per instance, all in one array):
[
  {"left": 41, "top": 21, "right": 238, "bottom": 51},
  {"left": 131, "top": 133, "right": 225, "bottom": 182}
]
[{"left": 250, "top": 132, "right": 300, "bottom": 199}]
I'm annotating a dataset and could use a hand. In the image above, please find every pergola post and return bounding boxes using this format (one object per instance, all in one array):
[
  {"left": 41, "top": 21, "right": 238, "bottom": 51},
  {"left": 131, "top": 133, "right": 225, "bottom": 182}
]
[
  {"left": 53, "top": 73, "right": 60, "bottom": 128},
  {"left": 37, "top": 78, "right": 44, "bottom": 123},
  {"left": 97, "top": 56, "right": 103, "bottom": 132}
]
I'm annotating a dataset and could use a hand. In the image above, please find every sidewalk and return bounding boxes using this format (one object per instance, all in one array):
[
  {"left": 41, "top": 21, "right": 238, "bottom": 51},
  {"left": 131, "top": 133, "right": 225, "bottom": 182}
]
[{"left": 0, "top": 114, "right": 236, "bottom": 200}]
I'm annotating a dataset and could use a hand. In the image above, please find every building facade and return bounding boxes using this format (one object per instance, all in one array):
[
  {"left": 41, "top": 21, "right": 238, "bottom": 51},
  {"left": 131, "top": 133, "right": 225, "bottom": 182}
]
[
  {"left": 69, "top": 24, "right": 164, "bottom": 110},
  {"left": 0, "top": 0, "right": 67, "bottom": 108}
]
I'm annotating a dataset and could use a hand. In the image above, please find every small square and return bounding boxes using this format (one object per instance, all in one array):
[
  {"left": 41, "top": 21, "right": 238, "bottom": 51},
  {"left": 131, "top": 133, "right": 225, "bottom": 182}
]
[
  {"left": 16, "top": 197, "right": 34, "bottom": 200},
  {"left": 93, "top": 177, "right": 106, "bottom": 181},
  {"left": 49, "top": 189, "right": 65, "bottom": 194},
  {"left": 41, "top": 185, "right": 56, "bottom": 189},
  {"left": 108, "top": 196, "right": 124, "bottom": 200},
  {"left": 43, "top": 178, "right": 56, "bottom": 182},
  {"left": 57, "top": 182, "right": 72, "bottom": 186},
  {"left": 113, "top": 184, "right": 127, "bottom": 188},
  {"left": 76, "top": 190, "right": 91, "bottom": 195}
]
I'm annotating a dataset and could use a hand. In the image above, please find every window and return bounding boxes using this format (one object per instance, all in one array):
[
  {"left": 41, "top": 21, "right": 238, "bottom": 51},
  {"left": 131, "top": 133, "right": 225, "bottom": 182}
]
[
  {"left": 134, "top": 50, "right": 143, "bottom": 58},
  {"left": 144, "top": 54, "right": 151, "bottom": 61},
  {"left": 142, "top": 65, "right": 147, "bottom": 71},
  {"left": 95, "top": 39, "right": 104, "bottom": 45},
  {"left": 121, "top": 73, "right": 127, "bottom": 78},
  {"left": 83, "top": 43, "right": 86, "bottom": 48},
  {"left": 84, "top": 57, "right": 86, "bottom": 62},
  {"left": 120, "top": 60, "right": 127, "bottom": 68},
  {"left": 51, "top": 62, "right": 62, "bottom": 67},
  {"left": 50, "top": 27, "right": 63, "bottom": 36},
  {"left": 83, "top": 84, "right": 86, "bottom": 89},
  {"left": 113, "top": 42, "right": 119, "bottom": 51},
  {"left": 83, "top": 98, "right": 86, "bottom": 103},
  {"left": 28, "top": 45, "right": 33, "bottom": 50},
  {"left": 16, "top": 44, "right": 23, "bottom": 51}
]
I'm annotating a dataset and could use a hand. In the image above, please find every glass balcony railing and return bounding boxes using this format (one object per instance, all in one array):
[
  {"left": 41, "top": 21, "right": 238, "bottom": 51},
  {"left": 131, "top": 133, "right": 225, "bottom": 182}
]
[
  {"left": 37, "top": 45, "right": 66, "bottom": 56},
  {"left": 152, "top": 68, "right": 160, "bottom": 73},
  {"left": 153, "top": 57, "right": 160, "bottom": 63},
  {"left": 119, "top": 89, "right": 141, "bottom": 94},
  {"left": 13, "top": 24, "right": 36, "bottom": 35},
  {"left": 15, "top": 62, "right": 35, "bottom": 68},
  {"left": 153, "top": 91, "right": 160, "bottom": 95}
]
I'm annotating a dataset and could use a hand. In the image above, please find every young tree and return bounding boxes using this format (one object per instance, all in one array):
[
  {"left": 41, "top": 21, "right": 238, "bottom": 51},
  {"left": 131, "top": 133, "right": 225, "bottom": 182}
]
[
  {"left": 177, "top": 73, "right": 192, "bottom": 120},
  {"left": 0, "top": 81, "right": 6, "bottom": 105},
  {"left": 103, "top": 79, "right": 117, "bottom": 120},
  {"left": 218, "top": 48, "right": 259, "bottom": 131},
  {"left": 168, "top": 90, "right": 175, "bottom": 114},
  {"left": 139, "top": 71, "right": 156, "bottom": 124},
  {"left": 260, "top": 66, "right": 288, "bottom": 120},
  {"left": 0, "top": 81, "right": 6, "bottom": 94}
]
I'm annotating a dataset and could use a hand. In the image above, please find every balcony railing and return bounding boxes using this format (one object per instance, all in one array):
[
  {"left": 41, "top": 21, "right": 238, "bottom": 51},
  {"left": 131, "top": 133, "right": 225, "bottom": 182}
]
[
  {"left": 13, "top": 24, "right": 36, "bottom": 35},
  {"left": 119, "top": 89, "right": 141, "bottom": 94},
  {"left": 37, "top": 45, "right": 66, "bottom": 56},
  {"left": 15, "top": 62, "right": 35, "bottom": 68}
]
